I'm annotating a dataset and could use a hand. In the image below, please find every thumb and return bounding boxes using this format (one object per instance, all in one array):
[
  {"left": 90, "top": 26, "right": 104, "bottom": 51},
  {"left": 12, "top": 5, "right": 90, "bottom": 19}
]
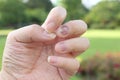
[{"left": 7, "top": 24, "right": 56, "bottom": 43}]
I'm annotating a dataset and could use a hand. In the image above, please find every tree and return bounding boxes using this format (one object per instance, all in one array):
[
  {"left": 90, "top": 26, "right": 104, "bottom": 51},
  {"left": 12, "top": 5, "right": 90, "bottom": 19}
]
[
  {"left": 85, "top": 1, "right": 120, "bottom": 29},
  {"left": 25, "top": 8, "right": 47, "bottom": 24},
  {"left": 0, "top": 0, "right": 26, "bottom": 28},
  {"left": 58, "top": 0, "right": 88, "bottom": 21},
  {"left": 26, "top": 0, "right": 53, "bottom": 12},
  {"left": 25, "top": 0, "right": 54, "bottom": 25},
  {"left": 0, "top": 0, "right": 54, "bottom": 28}
]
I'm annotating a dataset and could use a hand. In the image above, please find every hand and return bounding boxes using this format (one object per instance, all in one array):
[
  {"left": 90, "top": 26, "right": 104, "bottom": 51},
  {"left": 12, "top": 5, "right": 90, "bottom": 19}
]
[{"left": 0, "top": 7, "right": 89, "bottom": 80}]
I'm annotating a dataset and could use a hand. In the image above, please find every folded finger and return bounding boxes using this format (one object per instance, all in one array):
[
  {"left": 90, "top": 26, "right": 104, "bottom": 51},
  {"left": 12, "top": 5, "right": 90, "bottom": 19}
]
[
  {"left": 56, "top": 20, "right": 87, "bottom": 38},
  {"left": 7, "top": 24, "right": 56, "bottom": 43},
  {"left": 55, "top": 37, "right": 89, "bottom": 57}
]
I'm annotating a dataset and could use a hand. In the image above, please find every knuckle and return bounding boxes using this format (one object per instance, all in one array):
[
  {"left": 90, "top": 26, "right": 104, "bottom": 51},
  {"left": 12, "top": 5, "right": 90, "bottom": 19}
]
[
  {"left": 30, "top": 24, "right": 40, "bottom": 27},
  {"left": 29, "top": 24, "right": 40, "bottom": 31},
  {"left": 28, "top": 24, "right": 40, "bottom": 34}
]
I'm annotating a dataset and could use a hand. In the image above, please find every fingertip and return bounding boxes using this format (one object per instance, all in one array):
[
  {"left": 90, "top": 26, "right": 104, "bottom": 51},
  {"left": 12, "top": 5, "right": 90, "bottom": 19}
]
[
  {"left": 78, "top": 20, "right": 88, "bottom": 32},
  {"left": 72, "top": 20, "right": 87, "bottom": 33},
  {"left": 75, "top": 59, "right": 80, "bottom": 71},
  {"left": 53, "top": 6, "right": 67, "bottom": 19},
  {"left": 42, "top": 6, "right": 67, "bottom": 33},
  {"left": 80, "top": 37, "right": 90, "bottom": 51},
  {"left": 56, "top": 20, "right": 87, "bottom": 38}
]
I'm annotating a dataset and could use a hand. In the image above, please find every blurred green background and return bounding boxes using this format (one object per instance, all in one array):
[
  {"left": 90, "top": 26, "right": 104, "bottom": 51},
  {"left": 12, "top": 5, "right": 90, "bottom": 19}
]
[{"left": 0, "top": 0, "right": 120, "bottom": 80}]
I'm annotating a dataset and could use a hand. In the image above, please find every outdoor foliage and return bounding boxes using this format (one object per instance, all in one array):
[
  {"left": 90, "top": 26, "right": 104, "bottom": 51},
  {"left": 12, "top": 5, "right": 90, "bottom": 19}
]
[
  {"left": 0, "top": 0, "right": 26, "bottom": 28},
  {"left": 26, "top": 0, "right": 53, "bottom": 11},
  {"left": 77, "top": 53, "right": 120, "bottom": 80},
  {"left": 0, "top": 0, "right": 53, "bottom": 28},
  {"left": 58, "top": 0, "right": 88, "bottom": 21},
  {"left": 0, "top": 0, "right": 120, "bottom": 29},
  {"left": 25, "top": 0, "right": 53, "bottom": 25},
  {"left": 0, "top": 0, "right": 88, "bottom": 28},
  {"left": 85, "top": 1, "right": 120, "bottom": 29}
]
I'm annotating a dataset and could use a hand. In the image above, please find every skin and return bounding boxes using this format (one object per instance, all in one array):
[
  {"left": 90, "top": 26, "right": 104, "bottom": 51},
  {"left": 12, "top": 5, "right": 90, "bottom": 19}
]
[{"left": 0, "top": 7, "right": 89, "bottom": 80}]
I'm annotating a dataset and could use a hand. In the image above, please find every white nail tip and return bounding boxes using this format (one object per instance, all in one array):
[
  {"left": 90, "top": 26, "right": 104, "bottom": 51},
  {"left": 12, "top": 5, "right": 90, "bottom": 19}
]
[
  {"left": 49, "top": 33, "right": 56, "bottom": 39},
  {"left": 48, "top": 56, "right": 51, "bottom": 63}
]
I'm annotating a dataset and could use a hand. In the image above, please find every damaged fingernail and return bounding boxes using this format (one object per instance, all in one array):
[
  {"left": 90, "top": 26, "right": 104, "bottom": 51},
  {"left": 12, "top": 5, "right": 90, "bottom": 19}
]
[{"left": 57, "top": 25, "right": 69, "bottom": 37}]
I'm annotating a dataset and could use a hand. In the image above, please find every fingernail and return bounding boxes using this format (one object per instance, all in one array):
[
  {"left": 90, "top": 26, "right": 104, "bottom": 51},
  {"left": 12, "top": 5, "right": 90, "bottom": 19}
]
[
  {"left": 45, "top": 31, "right": 56, "bottom": 39},
  {"left": 48, "top": 56, "right": 57, "bottom": 64},
  {"left": 58, "top": 25, "right": 69, "bottom": 37},
  {"left": 48, "top": 33, "right": 56, "bottom": 39}
]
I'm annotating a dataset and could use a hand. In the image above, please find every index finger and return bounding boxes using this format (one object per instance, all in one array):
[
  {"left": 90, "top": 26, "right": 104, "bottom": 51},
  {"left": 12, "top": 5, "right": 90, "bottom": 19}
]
[{"left": 42, "top": 6, "right": 67, "bottom": 33}]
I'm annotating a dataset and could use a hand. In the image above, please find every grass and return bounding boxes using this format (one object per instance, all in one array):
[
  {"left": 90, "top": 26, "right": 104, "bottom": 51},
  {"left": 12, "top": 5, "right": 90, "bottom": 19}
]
[
  {"left": 0, "top": 36, "right": 6, "bottom": 68},
  {"left": 0, "top": 29, "right": 120, "bottom": 80},
  {"left": 0, "top": 29, "right": 12, "bottom": 35},
  {"left": 79, "top": 29, "right": 120, "bottom": 60},
  {"left": 0, "top": 29, "right": 10, "bottom": 69},
  {"left": 70, "top": 75, "right": 81, "bottom": 80},
  {"left": 82, "top": 29, "right": 120, "bottom": 38},
  {"left": 79, "top": 38, "right": 120, "bottom": 60}
]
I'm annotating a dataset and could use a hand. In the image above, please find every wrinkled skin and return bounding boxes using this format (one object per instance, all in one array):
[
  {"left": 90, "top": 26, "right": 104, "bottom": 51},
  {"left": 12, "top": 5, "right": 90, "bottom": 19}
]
[
  {"left": 2, "top": 33, "right": 74, "bottom": 80},
  {"left": 0, "top": 7, "right": 89, "bottom": 80}
]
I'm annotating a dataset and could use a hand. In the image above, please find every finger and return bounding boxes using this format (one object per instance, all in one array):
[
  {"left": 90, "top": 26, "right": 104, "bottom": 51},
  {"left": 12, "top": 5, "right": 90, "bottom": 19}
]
[
  {"left": 7, "top": 24, "right": 56, "bottom": 43},
  {"left": 42, "top": 6, "right": 67, "bottom": 33},
  {"left": 55, "top": 37, "right": 89, "bottom": 57},
  {"left": 48, "top": 56, "right": 80, "bottom": 75},
  {"left": 56, "top": 20, "right": 87, "bottom": 38}
]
